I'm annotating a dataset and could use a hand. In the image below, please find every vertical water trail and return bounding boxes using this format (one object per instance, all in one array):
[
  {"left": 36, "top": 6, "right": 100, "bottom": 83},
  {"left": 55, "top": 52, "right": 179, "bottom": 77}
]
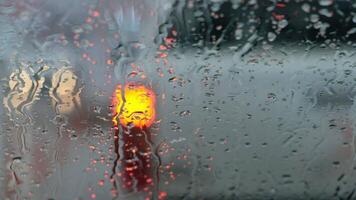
[
  {"left": 3, "top": 63, "right": 47, "bottom": 200},
  {"left": 4, "top": 67, "right": 45, "bottom": 154},
  {"left": 111, "top": 0, "right": 145, "bottom": 194},
  {"left": 110, "top": 126, "right": 120, "bottom": 195},
  {"left": 109, "top": 0, "right": 173, "bottom": 197},
  {"left": 142, "top": 127, "right": 161, "bottom": 198}
]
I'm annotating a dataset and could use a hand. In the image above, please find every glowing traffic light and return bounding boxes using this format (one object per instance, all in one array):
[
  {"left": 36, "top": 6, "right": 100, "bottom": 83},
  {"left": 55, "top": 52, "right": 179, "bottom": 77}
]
[{"left": 112, "top": 83, "right": 156, "bottom": 128}]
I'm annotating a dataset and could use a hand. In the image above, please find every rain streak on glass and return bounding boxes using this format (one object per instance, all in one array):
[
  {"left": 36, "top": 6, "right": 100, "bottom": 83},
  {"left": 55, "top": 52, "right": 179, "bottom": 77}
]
[{"left": 1, "top": 0, "right": 356, "bottom": 200}]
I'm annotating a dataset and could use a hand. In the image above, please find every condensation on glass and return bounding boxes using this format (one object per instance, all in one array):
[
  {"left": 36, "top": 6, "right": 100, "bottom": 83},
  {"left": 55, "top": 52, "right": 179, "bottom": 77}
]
[{"left": 1, "top": 0, "right": 356, "bottom": 199}]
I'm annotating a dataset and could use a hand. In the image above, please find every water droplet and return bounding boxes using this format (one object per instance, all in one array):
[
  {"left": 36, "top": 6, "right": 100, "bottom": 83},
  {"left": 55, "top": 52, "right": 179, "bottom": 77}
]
[
  {"left": 268, "top": 32, "right": 277, "bottom": 42},
  {"left": 302, "top": 3, "right": 311, "bottom": 13},
  {"left": 319, "top": 0, "right": 333, "bottom": 6}
]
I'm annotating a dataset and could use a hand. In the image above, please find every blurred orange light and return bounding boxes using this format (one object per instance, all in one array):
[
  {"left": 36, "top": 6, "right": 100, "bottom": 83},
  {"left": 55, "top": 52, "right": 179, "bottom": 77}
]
[{"left": 112, "top": 83, "right": 156, "bottom": 128}]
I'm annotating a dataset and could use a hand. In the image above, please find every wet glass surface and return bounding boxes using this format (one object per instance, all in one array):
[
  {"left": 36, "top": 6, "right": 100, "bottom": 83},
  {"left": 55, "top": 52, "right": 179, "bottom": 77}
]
[{"left": 1, "top": 0, "right": 356, "bottom": 199}]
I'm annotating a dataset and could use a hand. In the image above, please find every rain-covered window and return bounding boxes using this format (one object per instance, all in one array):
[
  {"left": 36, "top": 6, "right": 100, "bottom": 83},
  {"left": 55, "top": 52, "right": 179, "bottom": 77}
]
[{"left": 1, "top": 0, "right": 356, "bottom": 199}]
